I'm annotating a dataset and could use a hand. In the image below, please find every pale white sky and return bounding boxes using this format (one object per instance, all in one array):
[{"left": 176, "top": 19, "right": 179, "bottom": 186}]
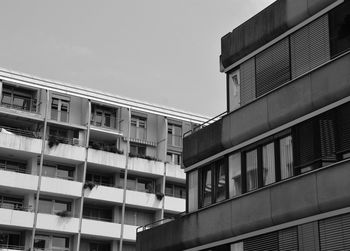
[{"left": 0, "top": 0, "right": 275, "bottom": 117}]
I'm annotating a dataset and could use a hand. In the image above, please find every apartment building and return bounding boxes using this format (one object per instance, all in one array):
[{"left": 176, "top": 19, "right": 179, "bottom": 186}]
[
  {"left": 136, "top": 0, "right": 350, "bottom": 250},
  {"left": 0, "top": 68, "right": 208, "bottom": 251}
]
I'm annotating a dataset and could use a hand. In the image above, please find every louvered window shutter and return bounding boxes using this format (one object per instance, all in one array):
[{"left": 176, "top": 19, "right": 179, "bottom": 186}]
[
  {"left": 256, "top": 38, "right": 290, "bottom": 97},
  {"left": 319, "top": 213, "right": 350, "bottom": 250},
  {"left": 319, "top": 113, "right": 336, "bottom": 162},
  {"left": 336, "top": 103, "right": 350, "bottom": 155},
  {"left": 291, "top": 15, "right": 330, "bottom": 79},
  {"left": 293, "top": 119, "right": 320, "bottom": 171},
  {"left": 298, "top": 222, "right": 320, "bottom": 251},
  {"left": 244, "top": 232, "right": 279, "bottom": 251},
  {"left": 240, "top": 58, "right": 256, "bottom": 105},
  {"left": 279, "top": 227, "right": 298, "bottom": 251}
]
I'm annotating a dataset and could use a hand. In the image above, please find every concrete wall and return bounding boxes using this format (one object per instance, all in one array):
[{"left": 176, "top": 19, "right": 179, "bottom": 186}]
[
  {"left": 184, "top": 51, "right": 350, "bottom": 167},
  {"left": 220, "top": 0, "right": 337, "bottom": 69},
  {"left": 137, "top": 159, "right": 350, "bottom": 251}
]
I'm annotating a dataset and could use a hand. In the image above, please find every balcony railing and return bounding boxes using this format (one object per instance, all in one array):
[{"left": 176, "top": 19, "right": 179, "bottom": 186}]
[
  {"left": 0, "top": 125, "right": 41, "bottom": 139},
  {"left": 183, "top": 111, "right": 226, "bottom": 138},
  {"left": 0, "top": 203, "right": 32, "bottom": 212},
  {"left": 136, "top": 211, "right": 186, "bottom": 233},
  {"left": 0, "top": 163, "right": 29, "bottom": 174},
  {"left": 89, "top": 141, "right": 123, "bottom": 154},
  {"left": 0, "top": 244, "right": 25, "bottom": 250},
  {"left": 0, "top": 98, "right": 38, "bottom": 113},
  {"left": 82, "top": 215, "right": 113, "bottom": 222}
]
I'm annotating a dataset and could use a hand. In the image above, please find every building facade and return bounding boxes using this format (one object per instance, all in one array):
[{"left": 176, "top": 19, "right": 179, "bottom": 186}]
[
  {"left": 136, "top": 0, "right": 350, "bottom": 250},
  {"left": 0, "top": 68, "right": 208, "bottom": 251}
]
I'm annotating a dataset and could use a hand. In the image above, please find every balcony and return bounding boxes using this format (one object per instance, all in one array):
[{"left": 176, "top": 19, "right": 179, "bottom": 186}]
[
  {"left": 81, "top": 219, "right": 137, "bottom": 241},
  {"left": 184, "top": 51, "right": 350, "bottom": 167},
  {"left": 0, "top": 169, "right": 81, "bottom": 198},
  {"left": 136, "top": 158, "right": 350, "bottom": 251}
]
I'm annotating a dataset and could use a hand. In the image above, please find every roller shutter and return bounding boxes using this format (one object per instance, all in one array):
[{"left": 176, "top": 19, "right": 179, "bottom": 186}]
[
  {"left": 319, "top": 213, "right": 350, "bottom": 250},
  {"left": 319, "top": 114, "right": 336, "bottom": 162},
  {"left": 291, "top": 15, "right": 330, "bottom": 79},
  {"left": 244, "top": 232, "right": 278, "bottom": 251},
  {"left": 298, "top": 222, "right": 320, "bottom": 251},
  {"left": 336, "top": 102, "right": 350, "bottom": 155},
  {"left": 240, "top": 58, "right": 256, "bottom": 105},
  {"left": 256, "top": 38, "right": 290, "bottom": 97},
  {"left": 293, "top": 119, "right": 320, "bottom": 171},
  {"left": 279, "top": 227, "right": 298, "bottom": 251}
]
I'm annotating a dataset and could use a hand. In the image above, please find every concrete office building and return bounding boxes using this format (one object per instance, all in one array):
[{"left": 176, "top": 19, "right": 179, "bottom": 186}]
[
  {"left": 136, "top": 0, "right": 350, "bottom": 250},
  {"left": 0, "top": 68, "right": 208, "bottom": 251}
]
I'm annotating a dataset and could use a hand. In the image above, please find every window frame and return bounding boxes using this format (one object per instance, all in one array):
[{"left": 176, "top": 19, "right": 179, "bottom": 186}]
[
  {"left": 51, "top": 97, "right": 70, "bottom": 123},
  {"left": 167, "top": 123, "right": 182, "bottom": 147},
  {"left": 199, "top": 157, "right": 229, "bottom": 208},
  {"left": 130, "top": 115, "right": 147, "bottom": 140}
]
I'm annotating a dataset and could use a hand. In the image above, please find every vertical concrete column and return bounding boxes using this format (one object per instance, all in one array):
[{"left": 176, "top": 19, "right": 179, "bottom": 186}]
[
  {"left": 24, "top": 230, "right": 33, "bottom": 250},
  {"left": 72, "top": 234, "right": 79, "bottom": 251},
  {"left": 27, "top": 157, "right": 38, "bottom": 175},
  {"left": 112, "top": 240, "right": 119, "bottom": 251},
  {"left": 24, "top": 193, "right": 35, "bottom": 212},
  {"left": 114, "top": 171, "right": 120, "bottom": 188},
  {"left": 0, "top": 80, "right": 3, "bottom": 98},
  {"left": 113, "top": 205, "right": 121, "bottom": 223}
]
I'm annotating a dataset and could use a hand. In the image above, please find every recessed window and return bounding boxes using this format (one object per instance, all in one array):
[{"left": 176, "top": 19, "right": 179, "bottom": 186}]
[
  {"left": 51, "top": 97, "right": 70, "bottom": 122},
  {"left": 131, "top": 115, "right": 147, "bottom": 140},
  {"left": 1, "top": 84, "right": 37, "bottom": 112},
  {"left": 167, "top": 152, "right": 181, "bottom": 165},
  {"left": 227, "top": 70, "right": 240, "bottom": 112},
  {"left": 130, "top": 143, "right": 146, "bottom": 156},
  {"left": 38, "top": 198, "right": 71, "bottom": 215},
  {"left": 34, "top": 235, "right": 69, "bottom": 251},
  {"left": 168, "top": 123, "right": 182, "bottom": 147},
  {"left": 91, "top": 104, "right": 117, "bottom": 129},
  {"left": 200, "top": 158, "right": 228, "bottom": 208}
]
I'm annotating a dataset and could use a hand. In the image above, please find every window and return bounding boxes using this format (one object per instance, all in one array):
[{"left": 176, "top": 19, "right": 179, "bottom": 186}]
[
  {"left": 227, "top": 69, "right": 240, "bottom": 112},
  {"left": 165, "top": 183, "right": 186, "bottom": 199},
  {"left": 123, "top": 207, "right": 155, "bottom": 226},
  {"left": 168, "top": 123, "right": 182, "bottom": 147},
  {"left": 38, "top": 198, "right": 71, "bottom": 215},
  {"left": 279, "top": 135, "right": 294, "bottom": 179},
  {"left": 0, "top": 195, "right": 23, "bottom": 210},
  {"left": 89, "top": 242, "right": 110, "bottom": 251},
  {"left": 41, "top": 162, "right": 74, "bottom": 180},
  {"left": 51, "top": 97, "right": 70, "bottom": 122},
  {"left": 228, "top": 153, "right": 242, "bottom": 197},
  {"left": 119, "top": 173, "right": 155, "bottom": 193},
  {"left": 34, "top": 235, "right": 69, "bottom": 251},
  {"left": 0, "top": 159, "right": 26, "bottom": 173},
  {"left": 130, "top": 143, "right": 146, "bottom": 156},
  {"left": 1, "top": 84, "right": 37, "bottom": 112},
  {"left": 131, "top": 115, "right": 147, "bottom": 140},
  {"left": 0, "top": 230, "right": 22, "bottom": 249},
  {"left": 91, "top": 104, "right": 117, "bottom": 129},
  {"left": 86, "top": 173, "right": 114, "bottom": 186},
  {"left": 329, "top": 0, "right": 350, "bottom": 57},
  {"left": 83, "top": 206, "right": 113, "bottom": 222},
  {"left": 200, "top": 158, "right": 228, "bottom": 208},
  {"left": 167, "top": 152, "right": 181, "bottom": 165},
  {"left": 245, "top": 149, "right": 258, "bottom": 192}
]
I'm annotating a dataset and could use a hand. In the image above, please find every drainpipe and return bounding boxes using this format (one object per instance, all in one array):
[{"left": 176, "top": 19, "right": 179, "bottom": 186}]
[
  {"left": 30, "top": 89, "right": 49, "bottom": 251},
  {"left": 76, "top": 100, "right": 92, "bottom": 251},
  {"left": 119, "top": 107, "right": 131, "bottom": 251},
  {"left": 161, "top": 118, "right": 168, "bottom": 219}
]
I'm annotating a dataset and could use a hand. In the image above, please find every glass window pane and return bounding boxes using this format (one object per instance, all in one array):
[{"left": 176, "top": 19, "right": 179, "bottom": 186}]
[
  {"left": 215, "top": 160, "right": 227, "bottom": 202},
  {"left": 54, "top": 201, "right": 70, "bottom": 213},
  {"left": 246, "top": 149, "right": 258, "bottom": 191},
  {"left": 34, "top": 235, "right": 49, "bottom": 249},
  {"left": 262, "top": 142, "right": 275, "bottom": 185},
  {"left": 52, "top": 236, "right": 69, "bottom": 248},
  {"left": 202, "top": 166, "right": 212, "bottom": 207},
  {"left": 165, "top": 184, "right": 173, "bottom": 196},
  {"left": 1, "top": 92, "right": 12, "bottom": 105},
  {"left": 42, "top": 165, "right": 56, "bottom": 177},
  {"left": 95, "top": 111, "right": 102, "bottom": 126},
  {"left": 280, "top": 136, "right": 294, "bottom": 179},
  {"left": 104, "top": 113, "right": 111, "bottom": 127},
  {"left": 8, "top": 233, "right": 20, "bottom": 247},
  {"left": 38, "top": 199, "right": 52, "bottom": 214},
  {"left": 229, "top": 153, "right": 241, "bottom": 197}
]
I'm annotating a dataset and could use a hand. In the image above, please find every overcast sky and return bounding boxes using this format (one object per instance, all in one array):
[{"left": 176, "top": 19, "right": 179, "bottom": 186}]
[{"left": 0, "top": 0, "right": 275, "bottom": 117}]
